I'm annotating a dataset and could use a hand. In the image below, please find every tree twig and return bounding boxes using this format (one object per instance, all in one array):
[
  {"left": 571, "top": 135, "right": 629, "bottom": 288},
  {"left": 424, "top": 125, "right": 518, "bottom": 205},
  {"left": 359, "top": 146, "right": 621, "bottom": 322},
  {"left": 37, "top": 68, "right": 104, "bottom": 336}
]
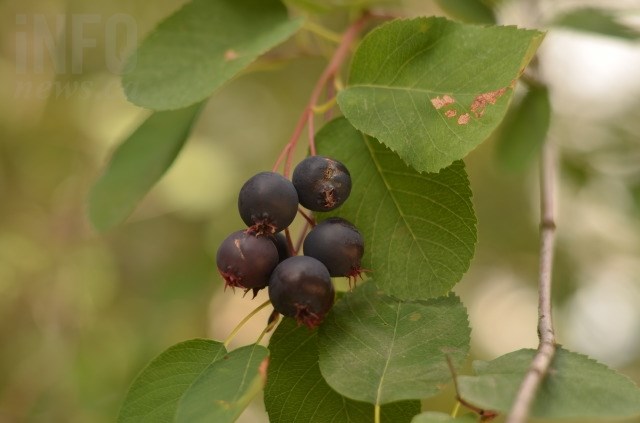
[
  {"left": 446, "top": 355, "right": 497, "bottom": 420},
  {"left": 271, "top": 14, "right": 373, "bottom": 176},
  {"left": 505, "top": 141, "right": 558, "bottom": 423}
]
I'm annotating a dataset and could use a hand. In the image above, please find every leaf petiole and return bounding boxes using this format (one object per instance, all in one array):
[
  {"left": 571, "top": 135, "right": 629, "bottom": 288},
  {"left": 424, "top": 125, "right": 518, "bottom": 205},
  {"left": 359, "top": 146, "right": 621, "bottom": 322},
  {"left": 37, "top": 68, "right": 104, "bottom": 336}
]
[
  {"left": 451, "top": 400, "right": 461, "bottom": 417},
  {"left": 224, "top": 299, "right": 272, "bottom": 348},
  {"left": 255, "top": 324, "right": 270, "bottom": 345},
  {"left": 312, "top": 96, "right": 337, "bottom": 114},
  {"left": 334, "top": 75, "right": 344, "bottom": 91}
]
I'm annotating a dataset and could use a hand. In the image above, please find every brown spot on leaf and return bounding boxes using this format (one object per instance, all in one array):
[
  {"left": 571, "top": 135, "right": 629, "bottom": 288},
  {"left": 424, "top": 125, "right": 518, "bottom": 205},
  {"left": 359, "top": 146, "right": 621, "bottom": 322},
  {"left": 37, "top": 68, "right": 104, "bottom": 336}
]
[
  {"left": 431, "top": 95, "right": 456, "bottom": 110},
  {"left": 224, "top": 49, "right": 239, "bottom": 61},
  {"left": 470, "top": 87, "right": 508, "bottom": 118},
  {"left": 445, "top": 109, "right": 457, "bottom": 118},
  {"left": 458, "top": 113, "right": 470, "bottom": 125},
  {"left": 409, "top": 312, "right": 422, "bottom": 321}
]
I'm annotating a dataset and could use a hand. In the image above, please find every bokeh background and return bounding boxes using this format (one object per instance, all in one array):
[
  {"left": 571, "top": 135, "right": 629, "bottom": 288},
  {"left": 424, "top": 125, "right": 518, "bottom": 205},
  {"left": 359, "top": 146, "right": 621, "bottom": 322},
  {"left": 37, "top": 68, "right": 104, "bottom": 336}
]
[{"left": 1, "top": 0, "right": 640, "bottom": 421}]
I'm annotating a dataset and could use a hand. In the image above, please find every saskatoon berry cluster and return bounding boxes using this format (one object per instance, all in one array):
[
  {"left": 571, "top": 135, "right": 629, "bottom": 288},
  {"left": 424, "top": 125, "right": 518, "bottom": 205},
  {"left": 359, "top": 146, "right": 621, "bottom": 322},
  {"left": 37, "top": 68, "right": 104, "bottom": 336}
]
[{"left": 216, "top": 156, "right": 364, "bottom": 329}]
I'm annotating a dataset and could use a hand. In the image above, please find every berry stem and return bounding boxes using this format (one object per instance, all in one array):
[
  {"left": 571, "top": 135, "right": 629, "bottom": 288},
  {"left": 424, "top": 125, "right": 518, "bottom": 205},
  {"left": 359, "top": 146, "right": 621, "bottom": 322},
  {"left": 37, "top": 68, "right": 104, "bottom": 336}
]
[
  {"left": 293, "top": 221, "right": 312, "bottom": 254},
  {"left": 284, "top": 228, "right": 295, "bottom": 256},
  {"left": 255, "top": 324, "right": 270, "bottom": 345},
  {"left": 276, "top": 14, "right": 373, "bottom": 177},
  {"left": 223, "top": 299, "right": 272, "bottom": 348},
  {"left": 308, "top": 110, "right": 317, "bottom": 156},
  {"left": 272, "top": 143, "right": 291, "bottom": 173},
  {"left": 324, "top": 79, "right": 336, "bottom": 121},
  {"left": 297, "top": 208, "right": 316, "bottom": 227}
]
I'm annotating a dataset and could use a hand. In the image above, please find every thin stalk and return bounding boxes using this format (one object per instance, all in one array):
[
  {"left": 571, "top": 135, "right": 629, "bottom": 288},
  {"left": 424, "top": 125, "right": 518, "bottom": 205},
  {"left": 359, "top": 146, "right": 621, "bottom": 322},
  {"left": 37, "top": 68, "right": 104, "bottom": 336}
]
[
  {"left": 223, "top": 299, "right": 272, "bottom": 348},
  {"left": 294, "top": 221, "right": 311, "bottom": 254},
  {"left": 505, "top": 142, "right": 558, "bottom": 423},
  {"left": 297, "top": 208, "right": 316, "bottom": 227},
  {"left": 255, "top": 324, "right": 270, "bottom": 345},
  {"left": 451, "top": 401, "right": 461, "bottom": 417},
  {"left": 312, "top": 96, "right": 337, "bottom": 114},
  {"left": 274, "top": 14, "right": 372, "bottom": 177}
]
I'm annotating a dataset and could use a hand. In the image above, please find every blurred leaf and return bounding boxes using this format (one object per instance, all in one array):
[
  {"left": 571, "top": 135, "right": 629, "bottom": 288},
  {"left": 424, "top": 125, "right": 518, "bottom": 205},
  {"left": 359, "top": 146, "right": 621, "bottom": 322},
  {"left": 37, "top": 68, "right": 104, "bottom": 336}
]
[
  {"left": 495, "top": 86, "right": 550, "bottom": 172},
  {"left": 560, "top": 154, "right": 591, "bottom": 187},
  {"left": 457, "top": 347, "right": 640, "bottom": 419},
  {"left": 265, "top": 318, "right": 421, "bottom": 423},
  {"left": 318, "top": 282, "right": 471, "bottom": 404},
  {"left": 435, "top": 0, "right": 495, "bottom": 24},
  {"left": 553, "top": 8, "right": 640, "bottom": 40},
  {"left": 317, "top": 118, "right": 476, "bottom": 300},
  {"left": 175, "top": 344, "right": 268, "bottom": 422},
  {"left": 285, "top": 0, "right": 396, "bottom": 13},
  {"left": 482, "top": 0, "right": 505, "bottom": 8},
  {"left": 123, "top": 0, "right": 303, "bottom": 110},
  {"left": 88, "top": 103, "right": 202, "bottom": 232},
  {"left": 338, "top": 17, "right": 544, "bottom": 173},
  {"left": 411, "top": 412, "right": 477, "bottom": 423},
  {"left": 632, "top": 184, "right": 640, "bottom": 212},
  {"left": 118, "top": 339, "right": 226, "bottom": 423}
]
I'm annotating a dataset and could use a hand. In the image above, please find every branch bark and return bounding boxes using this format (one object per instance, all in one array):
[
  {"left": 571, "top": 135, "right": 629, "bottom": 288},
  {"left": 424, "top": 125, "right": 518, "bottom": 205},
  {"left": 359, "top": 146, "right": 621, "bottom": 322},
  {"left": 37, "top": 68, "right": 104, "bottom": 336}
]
[{"left": 505, "top": 142, "right": 558, "bottom": 423}]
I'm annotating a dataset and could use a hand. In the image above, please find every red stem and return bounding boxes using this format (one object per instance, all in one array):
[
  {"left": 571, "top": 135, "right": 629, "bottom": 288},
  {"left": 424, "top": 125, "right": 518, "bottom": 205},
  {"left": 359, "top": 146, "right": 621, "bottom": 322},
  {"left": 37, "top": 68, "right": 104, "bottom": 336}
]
[
  {"left": 308, "top": 112, "right": 317, "bottom": 156},
  {"left": 276, "top": 14, "right": 372, "bottom": 177},
  {"left": 325, "top": 78, "right": 336, "bottom": 121},
  {"left": 293, "top": 221, "right": 312, "bottom": 254},
  {"left": 297, "top": 208, "right": 316, "bottom": 227},
  {"left": 284, "top": 228, "right": 295, "bottom": 256},
  {"left": 272, "top": 143, "right": 291, "bottom": 173}
]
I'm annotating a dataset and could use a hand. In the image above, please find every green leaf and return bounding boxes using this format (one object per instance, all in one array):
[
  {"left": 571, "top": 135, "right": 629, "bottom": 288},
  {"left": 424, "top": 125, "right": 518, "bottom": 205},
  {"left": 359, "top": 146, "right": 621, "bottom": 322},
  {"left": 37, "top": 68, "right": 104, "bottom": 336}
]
[
  {"left": 411, "top": 412, "right": 477, "bottom": 423},
  {"left": 495, "top": 86, "right": 551, "bottom": 172},
  {"left": 338, "top": 17, "right": 544, "bottom": 173},
  {"left": 88, "top": 103, "right": 202, "bottom": 231},
  {"left": 123, "top": 0, "right": 303, "bottom": 110},
  {"left": 553, "top": 8, "right": 640, "bottom": 40},
  {"left": 435, "top": 0, "right": 495, "bottom": 24},
  {"left": 265, "top": 318, "right": 421, "bottom": 423},
  {"left": 175, "top": 344, "right": 269, "bottom": 423},
  {"left": 316, "top": 118, "right": 476, "bottom": 300},
  {"left": 457, "top": 347, "right": 640, "bottom": 419},
  {"left": 318, "top": 282, "right": 471, "bottom": 405},
  {"left": 118, "top": 339, "right": 226, "bottom": 423}
]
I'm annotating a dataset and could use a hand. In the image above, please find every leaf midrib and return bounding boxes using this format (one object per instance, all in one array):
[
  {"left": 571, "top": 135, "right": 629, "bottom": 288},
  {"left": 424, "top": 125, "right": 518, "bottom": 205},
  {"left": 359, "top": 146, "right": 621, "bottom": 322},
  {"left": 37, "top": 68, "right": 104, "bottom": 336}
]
[
  {"left": 375, "top": 302, "right": 402, "bottom": 405},
  {"left": 360, "top": 132, "right": 434, "bottom": 278},
  {"left": 171, "top": 346, "right": 227, "bottom": 420}
]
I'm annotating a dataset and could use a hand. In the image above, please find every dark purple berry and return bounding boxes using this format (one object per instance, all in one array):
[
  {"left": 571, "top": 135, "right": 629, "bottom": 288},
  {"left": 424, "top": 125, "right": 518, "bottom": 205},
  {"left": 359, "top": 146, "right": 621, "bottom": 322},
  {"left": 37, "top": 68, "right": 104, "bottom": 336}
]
[
  {"left": 292, "top": 156, "right": 351, "bottom": 212},
  {"left": 238, "top": 172, "right": 298, "bottom": 235},
  {"left": 269, "top": 256, "right": 334, "bottom": 329},
  {"left": 271, "top": 232, "right": 291, "bottom": 263},
  {"left": 303, "top": 217, "right": 364, "bottom": 282},
  {"left": 216, "top": 230, "right": 279, "bottom": 297}
]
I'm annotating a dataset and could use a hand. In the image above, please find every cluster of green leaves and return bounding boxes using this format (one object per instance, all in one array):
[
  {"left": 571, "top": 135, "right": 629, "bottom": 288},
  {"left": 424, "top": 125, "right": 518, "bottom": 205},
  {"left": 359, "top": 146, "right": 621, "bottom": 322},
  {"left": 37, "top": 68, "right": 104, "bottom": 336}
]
[{"left": 94, "top": 0, "right": 640, "bottom": 422}]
